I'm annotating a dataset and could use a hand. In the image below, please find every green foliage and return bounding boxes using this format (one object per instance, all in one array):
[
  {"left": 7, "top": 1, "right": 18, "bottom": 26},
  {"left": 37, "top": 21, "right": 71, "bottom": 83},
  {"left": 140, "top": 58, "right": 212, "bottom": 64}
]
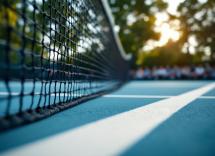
[
  {"left": 0, "top": 0, "right": 84, "bottom": 67},
  {"left": 137, "top": 39, "right": 190, "bottom": 68},
  {"left": 108, "top": 0, "right": 168, "bottom": 68},
  {"left": 169, "top": 0, "right": 215, "bottom": 63},
  {"left": 109, "top": 0, "right": 215, "bottom": 69}
]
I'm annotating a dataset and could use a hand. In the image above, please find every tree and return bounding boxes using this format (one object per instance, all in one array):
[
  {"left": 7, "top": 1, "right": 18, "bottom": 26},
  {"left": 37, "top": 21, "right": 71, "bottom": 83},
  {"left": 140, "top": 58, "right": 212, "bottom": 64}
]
[
  {"left": 194, "top": 0, "right": 215, "bottom": 64},
  {"left": 169, "top": 0, "right": 215, "bottom": 64},
  {"left": 108, "top": 0, "right": 168, "bottom": 68},
  {"left": 137, "top": 39, "right": 190, "bottom": 68}
]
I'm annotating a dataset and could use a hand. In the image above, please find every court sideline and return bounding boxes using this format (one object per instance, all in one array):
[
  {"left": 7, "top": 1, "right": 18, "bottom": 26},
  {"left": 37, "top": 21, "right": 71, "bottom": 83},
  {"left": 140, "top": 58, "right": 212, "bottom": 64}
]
[{"left": 0, "top": 81, "right": 215, "bottom": 155}]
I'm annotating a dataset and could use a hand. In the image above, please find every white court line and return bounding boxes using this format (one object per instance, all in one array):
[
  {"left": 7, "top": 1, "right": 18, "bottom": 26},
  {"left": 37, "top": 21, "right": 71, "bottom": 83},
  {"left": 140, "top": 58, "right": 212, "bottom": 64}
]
[
  {"left": 198, "top": 96, "right": 215, "bottom": 99},
  {"left": 0, "top": 92, "right": 214, "bottom": 99},
  {"left": 0, "top": 92, "right": 20, "bottom": 95},
  {"left": 103, "top": 95, "right": 174, "bottom": 98},
  {"left": 1, "top": 82, "right": 215, "bottom": 156},
  {"left": 0, "top": 92, "right": 87, "bottom": 96},
  {"left": 103, "top": 95, "right": 215, "bottom": 99}
]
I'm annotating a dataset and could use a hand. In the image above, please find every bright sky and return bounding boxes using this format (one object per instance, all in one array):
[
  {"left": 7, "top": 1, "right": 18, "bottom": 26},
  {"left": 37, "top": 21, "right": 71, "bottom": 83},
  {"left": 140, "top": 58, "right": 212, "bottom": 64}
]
[
  {"left": 143, "top": 0, "right": 185, "bottom": 51},
  {"left": 144, "top": 0, "right": 207, "bottom": 53},
  {"left": 164, "top": 0, "right": 185, "bottom": 15},
  {"left": 113, "top": 0, "right": 207, "bottom": 54}
]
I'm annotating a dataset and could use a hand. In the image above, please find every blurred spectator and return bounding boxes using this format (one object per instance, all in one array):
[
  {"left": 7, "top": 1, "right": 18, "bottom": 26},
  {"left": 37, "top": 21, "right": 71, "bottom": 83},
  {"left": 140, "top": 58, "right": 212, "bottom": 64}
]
[
  {"left": 166, "top": 65, "right": 171, "bottom": 74},
  {"left": 181, "top": 65, "right": 190, "bottom": 79},
  {"left": 129, "top": 69, "right": 135, "bottom": 80},
  {"left": 130, "top": 64, "right": 215, "bottom": 80},
  {"left": 144, "top": 66, "right": 151, "bottom": 79},
  {"left": 152, "top": 66, "right": 159, "bottom": 79},
  {"left": 211, "top": 66, "right": 215, "bottom": 79},
  {"left": 189, "top": 64, "right": 196, "bottom": 79},
  {"left": 166, "top": 65, "right": 173, "bottom": 79},
  {"left": 203, "top": 64, "right": 212, "bottom": 79},
  {"left": 172, "top": 65, "right": 181, "bottom": 79},
  {"left": 157, "top": 66, "right": 167, "bottom": 79},
  {"left": 135, "top": 67, "right": 144, "bottom": 80},
  {"left": 195, "top": 64, "right": 205, "bottom": 79}
]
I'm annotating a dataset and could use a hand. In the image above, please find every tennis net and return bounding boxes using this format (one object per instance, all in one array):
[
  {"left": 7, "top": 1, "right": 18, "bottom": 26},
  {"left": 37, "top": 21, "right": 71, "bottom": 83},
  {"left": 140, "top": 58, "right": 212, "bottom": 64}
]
[{"left": 0, "top": 0, "right": 131, "bottom": 131}]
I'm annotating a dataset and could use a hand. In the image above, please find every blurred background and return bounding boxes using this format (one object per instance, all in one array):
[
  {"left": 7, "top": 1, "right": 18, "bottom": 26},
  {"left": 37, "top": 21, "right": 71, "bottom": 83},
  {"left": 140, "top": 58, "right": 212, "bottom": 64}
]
[
  {"left": 108, "top": 0, "right": 215, "bottom": 70},
  {"left": 0, "top": 0, "right": 214, "bottom": 80}
]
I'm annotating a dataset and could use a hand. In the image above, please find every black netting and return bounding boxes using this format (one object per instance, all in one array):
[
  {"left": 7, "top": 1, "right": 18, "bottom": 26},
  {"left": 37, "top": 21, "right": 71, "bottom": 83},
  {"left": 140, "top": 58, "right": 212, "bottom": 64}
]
[{"left": 0, "top": 0, "right": 129, "bottom": 131}]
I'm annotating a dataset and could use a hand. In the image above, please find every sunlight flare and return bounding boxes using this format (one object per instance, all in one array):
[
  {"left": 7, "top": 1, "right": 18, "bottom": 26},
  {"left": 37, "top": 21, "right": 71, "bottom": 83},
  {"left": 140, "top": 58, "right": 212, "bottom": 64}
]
[{"left": 159, "top": 23, "right": 179, "bottom": 45}]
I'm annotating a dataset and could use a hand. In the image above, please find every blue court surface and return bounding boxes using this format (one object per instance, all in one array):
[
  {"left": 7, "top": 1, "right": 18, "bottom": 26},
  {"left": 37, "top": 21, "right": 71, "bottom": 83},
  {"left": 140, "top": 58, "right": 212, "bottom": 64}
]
[{"left": 0, "top": 80, "right": 215, "bottom": 156}]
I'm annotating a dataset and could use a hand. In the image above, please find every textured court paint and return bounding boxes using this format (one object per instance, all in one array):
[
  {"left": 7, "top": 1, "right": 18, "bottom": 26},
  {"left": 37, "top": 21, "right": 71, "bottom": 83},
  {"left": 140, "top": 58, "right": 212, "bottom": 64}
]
[
  {"left": 103, "top": 95, "right": 215, "bottom": 99},
  {"left": 203, "top": 88, "right": 215, "bottom": 96},
  {"left": 2, "top": 82, "right": 215, "bottom": 156},
  {"left": 198, "top": 96, "right": 215, "bottom": 99},
  {"left": 0, "top": 81, "right": 212, "bottom": 94},
  {"left": 123, "top": 81, "right": 212, "bottom": 88},
  {"left": 109, "top": 81, "right": 212, "bottom": 96},
  {"left": 0, "top": 81, "right": 210, "bottom": 119},
  {"left": 103, "top": 95, "right": 174, "bottom": 98},
  {"left": 122, "top": 99, "right": 215, "bottom": 156},
  {"left": 0, "top": 98, "right": 163, "bottom": 152}
]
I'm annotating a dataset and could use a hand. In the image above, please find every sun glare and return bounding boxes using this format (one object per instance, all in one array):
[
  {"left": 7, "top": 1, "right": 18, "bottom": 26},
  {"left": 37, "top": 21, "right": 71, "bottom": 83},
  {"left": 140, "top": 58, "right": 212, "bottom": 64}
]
[{"left": 159, "top": 23, "right": 179, "bottom": 45}]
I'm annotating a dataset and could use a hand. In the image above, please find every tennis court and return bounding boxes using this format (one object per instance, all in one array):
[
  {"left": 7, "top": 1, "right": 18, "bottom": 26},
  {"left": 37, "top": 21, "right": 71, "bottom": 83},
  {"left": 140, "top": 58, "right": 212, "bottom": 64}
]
[
  {"left": 0, "top": 0, "right": 215, "bottom": 155},
  {"left": 0, "top": 80, "right": 215, "bottom": 155}
]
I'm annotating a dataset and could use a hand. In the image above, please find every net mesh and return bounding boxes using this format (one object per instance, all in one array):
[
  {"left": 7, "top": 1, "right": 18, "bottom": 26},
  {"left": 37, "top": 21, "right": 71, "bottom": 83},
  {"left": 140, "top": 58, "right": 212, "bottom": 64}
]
[{"left": 0, "top": 0, "right": 129, "bottom": 131}]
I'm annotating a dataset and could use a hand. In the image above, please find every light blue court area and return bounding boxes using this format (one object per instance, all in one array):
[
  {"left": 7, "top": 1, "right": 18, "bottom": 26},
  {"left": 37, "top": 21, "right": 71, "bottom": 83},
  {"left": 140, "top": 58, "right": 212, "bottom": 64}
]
[
  {"left": 0, "top": 81, "right": 119, "bottom": 117},
  {"left": 203, "top": 88, "right": 215, "bottom": 96},
  {"left": 122, "top": 99, "right": 215, "bottom": 156},
  {"left": 110, "top": 81, "right": 213, "bottom": 95},
  {"left": 0, "top": 97, "right": 163, "bottom": 152},
  {"left": 0, "top": 81, "right": 215, "bottom": 155}
]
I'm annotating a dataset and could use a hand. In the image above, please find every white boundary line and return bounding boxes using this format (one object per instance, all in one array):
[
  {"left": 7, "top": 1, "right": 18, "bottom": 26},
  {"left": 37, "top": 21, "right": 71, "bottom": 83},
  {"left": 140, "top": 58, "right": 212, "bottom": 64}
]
[
  {"left": 103, "top": 95, "right": 215, "bottom": 99},
  {"left": 198, "top": 96, "right": 215, "bottom": 99},
  {"left": 100, "top": 0, "right": 132, "bottom": 61},
  {"left": 2, "top": 82, "right": 215, "bottom": 156},
  {"left": 0, "top": 93, "right": 88, "bottom": 96},
  {"left": 0, "top": 93, "right": 214, "bottom": 99},
  {"left": 103, "top": 95, "right": 174, "bottom": 98}
]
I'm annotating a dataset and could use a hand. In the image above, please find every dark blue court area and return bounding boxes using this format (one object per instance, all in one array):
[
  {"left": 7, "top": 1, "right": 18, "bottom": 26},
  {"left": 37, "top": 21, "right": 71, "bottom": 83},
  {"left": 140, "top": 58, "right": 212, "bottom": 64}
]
[{"left": 0, "top": 81, "right": 215, "bottom": 156}]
